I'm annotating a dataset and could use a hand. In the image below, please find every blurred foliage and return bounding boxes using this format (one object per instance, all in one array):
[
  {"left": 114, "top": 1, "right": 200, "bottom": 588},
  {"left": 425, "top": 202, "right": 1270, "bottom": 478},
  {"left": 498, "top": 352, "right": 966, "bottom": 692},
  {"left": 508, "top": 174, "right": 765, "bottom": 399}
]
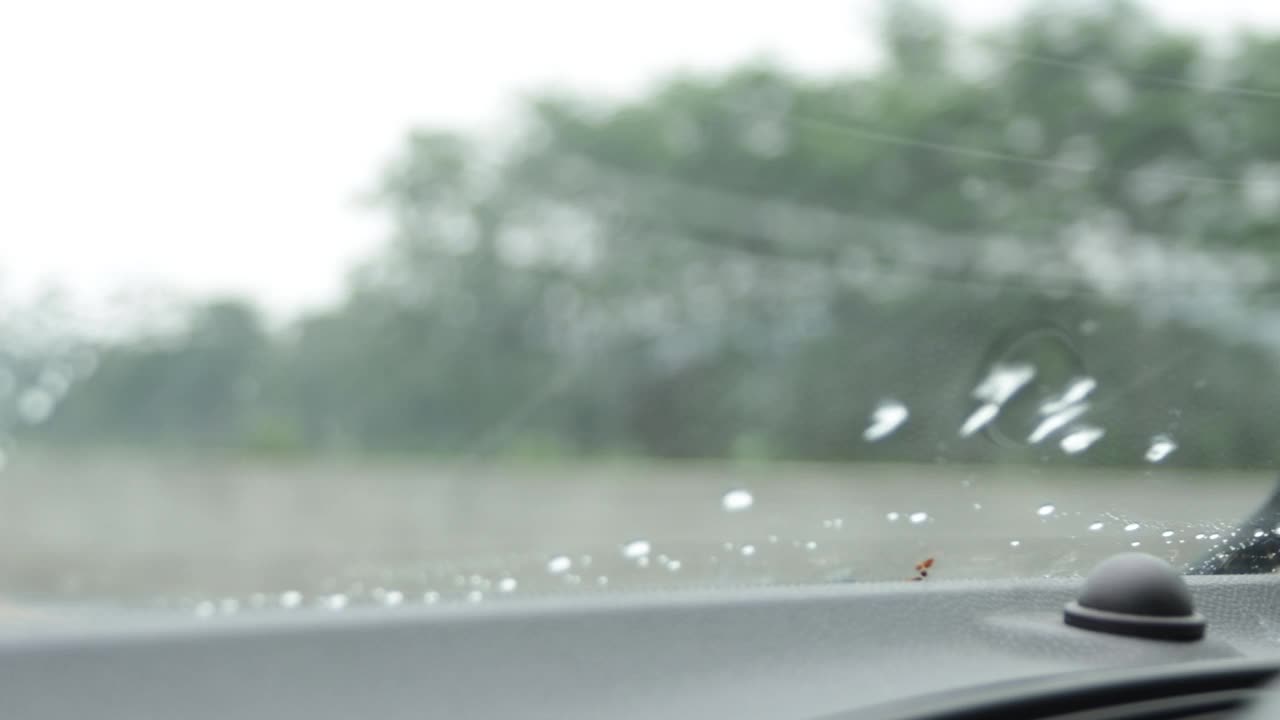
[{"left": 19, "top": 1, "right": 1280, "bottom": 469}]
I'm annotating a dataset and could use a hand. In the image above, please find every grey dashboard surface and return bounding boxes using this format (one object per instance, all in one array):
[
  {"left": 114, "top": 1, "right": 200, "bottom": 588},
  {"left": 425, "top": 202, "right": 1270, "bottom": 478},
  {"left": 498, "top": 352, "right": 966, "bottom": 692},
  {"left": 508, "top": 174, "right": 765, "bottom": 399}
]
[{"left": 1, "top": 576, "right": 1278, "bottom": 720}]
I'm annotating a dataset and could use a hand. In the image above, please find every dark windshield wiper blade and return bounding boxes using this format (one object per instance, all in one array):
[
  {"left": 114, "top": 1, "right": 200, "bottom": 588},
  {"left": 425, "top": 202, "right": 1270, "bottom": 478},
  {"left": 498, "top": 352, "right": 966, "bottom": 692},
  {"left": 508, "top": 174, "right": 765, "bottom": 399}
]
[{"left": 1188, "top": 474, "right": 1280, "bottom": 575}]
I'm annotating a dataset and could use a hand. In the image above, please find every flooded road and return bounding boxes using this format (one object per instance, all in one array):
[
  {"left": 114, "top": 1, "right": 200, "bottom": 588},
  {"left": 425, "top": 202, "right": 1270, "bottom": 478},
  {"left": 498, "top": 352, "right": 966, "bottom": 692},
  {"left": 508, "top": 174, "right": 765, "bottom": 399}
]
[{"left": 0, "top": 452, "right": 1271, "bottom": 613}]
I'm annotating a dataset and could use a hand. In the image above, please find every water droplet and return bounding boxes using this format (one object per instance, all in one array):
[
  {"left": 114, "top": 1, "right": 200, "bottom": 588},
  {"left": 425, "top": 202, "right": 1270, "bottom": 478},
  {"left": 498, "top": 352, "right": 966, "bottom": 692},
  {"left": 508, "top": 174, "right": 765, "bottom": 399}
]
[
  {"left": 383, "top": 590, "right": 404, "bottom": 607},
  {"left": 667, "top": 560, "right": 683, "bottom": 571},
  {"left": 972, "top": 502, "right": 983, "bottom": 511},
  {"left": 886, "top": 511, "right": 901, "bottom": 522},
  {"left": 1209, "top": 533, "right": 1221, "bottom": 540},
  {"left": 1145, "top": 434, "right": 1178, "bottom": 463},
  {"left": 1124, "top": 523, "right": 1141, "bottom": 532},
  {"left": 863, "top": 400, "right": 909, "bottom": 442},
  {"left": 423, "top": 591, "right": 441, "bottom": 604},
  {"left": 1028, "top": 405, "right": 1090, "bottom": 444},
  {"left": 973, "top": 363, "right": 1036, "bottom": 405},
  {"left": 1059, "top": 426, "right": 1105, "bottom": 454},
  {"left": 804, "top": 540, "right": 818, "bottom": 551},
  {"left": 1130, "top": 541, "right": 1142, "bottom": 547},
  {"left": 622, "top": 540, "right": 651, "bottom": 559},
  {"left": 546, "top": 556, "right": 572, "bottom": 574},
  {"left": 767, "top": 534, "right": 779, "bottom": 544},
  {"left": 280, "top": 590, "right": 303, "bottom": 609},
  {"left": 1195, "top": 534, "right": 1207, "bottom": 540},
  {"left": 1037, "top": 504, "right": 1056, "bottom": 517},
  {"left": 323, "top": 594, "right": 349, "bottom": 611},
  {"left": 466, "top": 591, "right": 484, "bottom": 603},
  {"left": 959, "top": 402, "right": 1001, "bottom": 437},
  {"left": 497, "top": 577, "right": 518, "bottom": 593},
  {"left": 1161, "top": 530, "right": 1175, "bottom": 538},
  {"left": 823, "top": 518, "right": 844, "bottom": 530},
  {"left": 1255, "top": 530, "right": 1268, "bottom": 539},
  {"left": 1040, "top": 377, "right": 1097, "bottom": 415},
  {"left": 38, "top": 366, "right": 72, "bottom": 398},
  {"left": 908, "top": 511, "right": 929, "bottom": 524},
  {"left": 721, "top": 489, "right": 754, "bottom": 512},
  {"left": 16, "top": 388, "right": 55, "bottom": 425},
  {"left": 1009, "top": 540, "right": 1021, "bottom": 547},
  {"left": 740, "top": 544, "right": 757, "bottom": 557}
]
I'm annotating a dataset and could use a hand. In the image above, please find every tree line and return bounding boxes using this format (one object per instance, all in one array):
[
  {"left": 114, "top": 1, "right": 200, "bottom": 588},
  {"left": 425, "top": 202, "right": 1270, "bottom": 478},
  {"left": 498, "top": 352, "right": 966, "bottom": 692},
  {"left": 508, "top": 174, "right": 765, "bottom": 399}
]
[{"left": 17, "top": 2, "right": 1280, "bottom": 469}]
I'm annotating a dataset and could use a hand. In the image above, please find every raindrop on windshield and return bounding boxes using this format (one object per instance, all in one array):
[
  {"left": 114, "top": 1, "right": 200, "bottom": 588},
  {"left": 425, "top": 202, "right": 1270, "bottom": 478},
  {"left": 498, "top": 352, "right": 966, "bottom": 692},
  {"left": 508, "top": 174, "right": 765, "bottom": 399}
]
[
  {"left": 1039, "top": 377, "right": 1097, "bottom": 415},
  {"left": 886, "top": 511, "right": 901, "bottom": 522},
  {"left": 1161, "top": 530, "right": 1175, "bottom": 538},
  {"left": 1029, "top": 405, "right": 1090, "bottom": 444},
  {"left": 382, "top": 590, "right": 404, "bottom": 607},
  {"left": 863, "top": 400, "right": 909, "bottom": 442},
  {"left": 667, "top": 560, "right": 683, "bottom": 571},
  {"left": 1010, "top": 540, "right": 1021, "bottom": 547},
  {"left": 740, "top": 544, "right": 757, "bottom": 557},
  {"left": 546, "top": 556, "right": 572, "bottom": 574},
  {"left": 1060, "top": 426, "right": 1105, "bottom": 454},
  {"left": 804, "top": 541, "right": 818, "bottom": 551},
  {"left": 960, "top": 403, "right": 1000, "bottom": 437},
  {"left": 1145, "top": 434, "right": 1178, "bottom": 463},
  {"left": 496, "top": 578, "right": 517, "bottom": 593},
  {"left": 973, "top": 363, "right": 1036, "bottom": 406},
  {"left": 622, "top": 540, "right": 651, "bottom": 559},
  {"left": 1037, "top": 504, "right": 1056, "bottom": 517},
  {"left": 1124, "top": 523, "right": 1141, "bottom": 532},
  {"left": 280, "top": 591, "right": 303, "bottom": 609},
  {"left": 721, "top": 489, "right": 754, "bottom": 512},
  {"left": 16, "top": 388, "right": 55, "bottom": 425},
  {"left": 909, "top": 511, "right": 929, "bottom": 524},
  {"left": 1088, "top": 522, "right": 1105, "bottom": 531}
]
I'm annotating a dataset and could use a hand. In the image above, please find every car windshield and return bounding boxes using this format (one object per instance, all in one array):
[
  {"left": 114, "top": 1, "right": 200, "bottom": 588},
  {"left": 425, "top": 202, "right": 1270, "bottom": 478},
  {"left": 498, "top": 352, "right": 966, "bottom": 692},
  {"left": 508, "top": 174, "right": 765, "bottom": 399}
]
[{"left": 2, "top": 0, "right": 1280, "bottom": 618}]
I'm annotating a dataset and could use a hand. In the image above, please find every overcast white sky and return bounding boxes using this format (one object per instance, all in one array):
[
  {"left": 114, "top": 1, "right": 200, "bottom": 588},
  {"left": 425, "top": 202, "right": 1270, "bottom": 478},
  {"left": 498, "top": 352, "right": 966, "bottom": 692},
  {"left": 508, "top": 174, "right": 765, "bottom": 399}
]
[{"left": 3, "top": 0, "right": 1279, "bottom": 320}]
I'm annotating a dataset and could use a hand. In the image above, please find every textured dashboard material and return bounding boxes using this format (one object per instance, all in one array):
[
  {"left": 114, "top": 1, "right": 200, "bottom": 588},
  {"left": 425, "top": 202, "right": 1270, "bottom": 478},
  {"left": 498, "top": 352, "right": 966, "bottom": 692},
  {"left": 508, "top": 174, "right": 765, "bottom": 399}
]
[{"left": 0, "top": 576, "right": 1278, "bottom": 719}]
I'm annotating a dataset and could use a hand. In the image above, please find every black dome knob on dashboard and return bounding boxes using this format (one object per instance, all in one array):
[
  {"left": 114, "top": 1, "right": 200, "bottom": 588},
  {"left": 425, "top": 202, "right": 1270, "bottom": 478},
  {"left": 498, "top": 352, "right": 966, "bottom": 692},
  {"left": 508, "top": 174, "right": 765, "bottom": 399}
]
[{"left": 1064, "top": 552, "right": 1206, "bottom": 641}]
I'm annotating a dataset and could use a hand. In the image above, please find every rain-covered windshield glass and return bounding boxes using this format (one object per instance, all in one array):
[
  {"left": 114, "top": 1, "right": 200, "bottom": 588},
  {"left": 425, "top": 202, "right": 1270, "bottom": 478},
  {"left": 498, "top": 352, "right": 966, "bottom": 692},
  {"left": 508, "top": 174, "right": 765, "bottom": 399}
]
[{"left": 3, "top": 0, "right": 1280, "bottom": 618}]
